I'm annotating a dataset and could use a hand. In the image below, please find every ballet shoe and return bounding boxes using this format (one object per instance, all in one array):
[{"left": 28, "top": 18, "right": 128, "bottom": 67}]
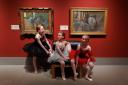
[
  {"left": 34, "top": 70, "right": 38, "bottom": 74},
  {"left": 62, "top": 77, "right": 66, "bottom": 80},
  {"left": 62, "top": 75, "right": 66, "bottom": 80},
  {"left": 74, "top": 73, "right": 78, "bottom": 80},
  {"left": 85, "top": 77, "right": 93, "bottom": 81}
]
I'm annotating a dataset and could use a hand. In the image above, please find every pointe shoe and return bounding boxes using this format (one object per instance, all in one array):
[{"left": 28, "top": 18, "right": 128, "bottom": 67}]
[
  {"left": 34, "top": 71, "right": 38, "bottom": 74},
  {"left": 74, "top": 73, "right": 78, "bottom": 80},
  {"left": 62, "top": 77, "right": 66, "bottom": 80},
  {"left": 85, "top": 77, "right": 93, "bottom": 81},
  {"left": 34, "top": 70, "right": 38, "bottom": 74},
  {"left": 62, "top": 75, "right": 66, "bottom": 80}
]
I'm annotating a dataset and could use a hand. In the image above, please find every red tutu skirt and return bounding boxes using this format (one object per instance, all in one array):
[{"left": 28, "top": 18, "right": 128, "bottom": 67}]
[
  {"left": 69, "top": 50, "right": 77, "bottom": 59},
  {"left": 78, "top": 58, "right": 89, "bottom": 65}
]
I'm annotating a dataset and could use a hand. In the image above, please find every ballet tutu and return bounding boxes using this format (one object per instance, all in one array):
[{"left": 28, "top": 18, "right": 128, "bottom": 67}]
[
  {"left": 23, "top": 41, "right": 49, "bottom": 57},
  {"left": 23, "top": 41, "right": 50, "bottom": 71},
  {"left": 69, "top": 50, "right": 77, "bottom": 60},
  {"left": 78, "top": 57, "right": 89, "bottom": 65}
]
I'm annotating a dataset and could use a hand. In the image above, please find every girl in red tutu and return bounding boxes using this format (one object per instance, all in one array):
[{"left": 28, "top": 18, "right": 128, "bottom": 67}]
[{"left": 76, "top": 35, "right": 96, "bottom": 81}]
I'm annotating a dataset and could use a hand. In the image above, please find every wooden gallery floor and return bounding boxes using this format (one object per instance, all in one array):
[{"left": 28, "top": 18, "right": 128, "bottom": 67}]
[{"left": 0, "top": 65, "right": 128, "bottom": 85}]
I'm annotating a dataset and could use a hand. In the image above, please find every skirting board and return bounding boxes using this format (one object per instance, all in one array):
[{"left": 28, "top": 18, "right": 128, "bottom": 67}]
[{"left": 0, "top": 57, "right": 128, "bottom": 65}]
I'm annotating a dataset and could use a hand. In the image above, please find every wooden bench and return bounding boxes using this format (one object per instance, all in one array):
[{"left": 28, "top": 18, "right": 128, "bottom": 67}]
[
  {"left": 51, "top": 42, "right": 81, "bottom": 79},
  {"left": 50, "top": 62, "right": 87, "bottom": 79},
  {"left": 50, "top": 61, "right": 74, "bottom": 79}
]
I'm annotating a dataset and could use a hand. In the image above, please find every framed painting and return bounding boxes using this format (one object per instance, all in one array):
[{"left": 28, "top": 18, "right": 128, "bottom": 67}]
[
  {"left": 19, "top": 8, "right": 53, "bottom": 35},
  {"left": 70, "top": 8, "right": 108, "bottom": 35}
]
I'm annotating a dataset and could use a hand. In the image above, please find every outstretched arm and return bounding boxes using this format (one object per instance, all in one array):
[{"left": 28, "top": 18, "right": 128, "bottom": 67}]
[
  {"left": 44, "top": 35, "right": 52, "bottom": 52},
  {"left": 36, "top": 38, "right": 49, "bottom": 54}
]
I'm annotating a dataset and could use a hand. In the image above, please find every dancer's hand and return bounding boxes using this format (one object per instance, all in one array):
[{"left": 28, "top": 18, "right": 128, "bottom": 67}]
[
  {"left": 49, "top": 49, "right": 53, "bottom": 53},
  {"left": 46, "top": 51, "right": 50, "bottom": 55},
  {"left": 65, "top": 57, "right": 69, "bottom": 60},
  {"left": 64, "top": 57, "right": 69, "bottom": 61}
]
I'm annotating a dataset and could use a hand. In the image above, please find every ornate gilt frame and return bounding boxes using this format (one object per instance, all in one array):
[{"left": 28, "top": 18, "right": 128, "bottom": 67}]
[
  {"left": 70, "top": 8, "right": 108, "bottom": 35},
  {"left": 20, "top": 8, "right": 53, "bottom": 35}
]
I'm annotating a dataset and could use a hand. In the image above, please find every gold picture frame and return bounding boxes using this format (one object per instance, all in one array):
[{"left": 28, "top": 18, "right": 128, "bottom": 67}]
[
  {"left": 20, "top": 8, "right": 53, "bottom": 35},
  {"left": 70, "top": 8, "right": 108, "bottom": 35}
]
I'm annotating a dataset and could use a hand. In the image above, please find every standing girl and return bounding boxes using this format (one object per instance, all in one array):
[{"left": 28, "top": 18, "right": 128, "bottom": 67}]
[{"left": 24, "top": 25, "right": 52, "bottom": 73}]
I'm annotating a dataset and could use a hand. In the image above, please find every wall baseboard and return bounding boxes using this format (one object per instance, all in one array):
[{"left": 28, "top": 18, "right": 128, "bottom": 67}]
[{"left": 0, "top": 57, "right": 128, "bottom": 65}]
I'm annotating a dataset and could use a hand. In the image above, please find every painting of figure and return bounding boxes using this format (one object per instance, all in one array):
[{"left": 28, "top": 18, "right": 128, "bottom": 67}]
[
  {"left": 70, "top": 8, "right": 108, "bottom": 35},
  {"left": 20, "top": 8, "right": 53, "bottom": 34}
]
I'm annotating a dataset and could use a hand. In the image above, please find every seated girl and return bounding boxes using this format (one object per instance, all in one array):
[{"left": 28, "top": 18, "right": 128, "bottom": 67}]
[
  {"left": 48, "top": 31, "right": 77, "bottom": 80},
  {"left": 76, "top": 35, "right": 96, "bottom": 81}
]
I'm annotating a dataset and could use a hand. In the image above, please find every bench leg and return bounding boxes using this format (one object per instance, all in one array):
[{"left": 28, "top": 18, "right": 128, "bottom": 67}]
[{"left": 51, "top": 65, "right": 55, "bottom": 79}]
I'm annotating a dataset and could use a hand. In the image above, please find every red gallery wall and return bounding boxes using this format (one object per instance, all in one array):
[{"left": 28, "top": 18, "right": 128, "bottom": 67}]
[{"left": 0, "top": 0, "right": 128, "bottom": 57}]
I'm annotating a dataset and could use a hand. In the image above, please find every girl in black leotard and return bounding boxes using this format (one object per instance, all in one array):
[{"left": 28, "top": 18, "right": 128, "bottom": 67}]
[{"left": 24, "top": 25, "right": 52, "bottom": 73}]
